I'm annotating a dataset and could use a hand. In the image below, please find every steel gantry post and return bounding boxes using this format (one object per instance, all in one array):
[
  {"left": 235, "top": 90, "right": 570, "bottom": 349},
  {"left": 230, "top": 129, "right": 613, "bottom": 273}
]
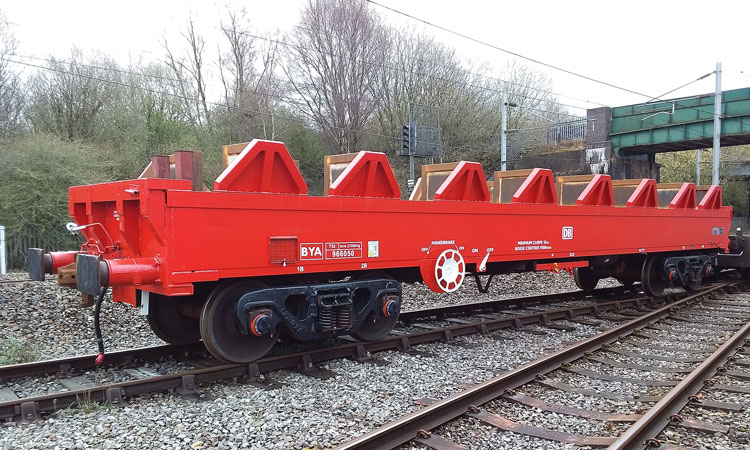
[
  {"left": 713, "top": 62, "right": 722, "bottom": 185},
  {"left": 696, "top": 150, "right": 701, "bottom": 184}
]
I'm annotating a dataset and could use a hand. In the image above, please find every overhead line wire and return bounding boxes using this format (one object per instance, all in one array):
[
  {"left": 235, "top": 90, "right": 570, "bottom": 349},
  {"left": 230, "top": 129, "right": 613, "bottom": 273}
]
[
  {"left": 12, "top": 52, "right": 586, "bottom": 124},
  {"left": 365, "top": 0, "right": 655, "bottom": 99},
  {"left": 644, "top": 72, "right": 714, "bottom": 103},
  {"left": 8, "top": 57, "right": 581, "bottom": 161},
  {"left": 12, "top": 51, "right": 587, "bottom": 139},
  {"left": 10, "top": 56, "right": 727, "bottom": 161},
  {"left": 365, "top": 0, "right": 748, "bottom": 130},
  {"left": 218, "top": 27, "right": 598, "bottom": 111}
]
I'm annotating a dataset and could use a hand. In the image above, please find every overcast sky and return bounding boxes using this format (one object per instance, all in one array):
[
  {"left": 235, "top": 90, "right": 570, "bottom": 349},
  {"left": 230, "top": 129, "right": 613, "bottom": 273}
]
[{"left": 3, "top": 0, "right": 749, "bottom": 114}]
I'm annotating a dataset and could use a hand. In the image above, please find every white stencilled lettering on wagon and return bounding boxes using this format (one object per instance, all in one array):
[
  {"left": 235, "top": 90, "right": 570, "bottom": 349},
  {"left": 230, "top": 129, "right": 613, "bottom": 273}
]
[
  {"left": 299, "top": 243, "right": 323, "bottom": 260},
  {"left": 325, "top": 242, "right": 363, "bottom": 260},
  {"left": 514, "top": 238, "right": 551, "bottom": 252}
]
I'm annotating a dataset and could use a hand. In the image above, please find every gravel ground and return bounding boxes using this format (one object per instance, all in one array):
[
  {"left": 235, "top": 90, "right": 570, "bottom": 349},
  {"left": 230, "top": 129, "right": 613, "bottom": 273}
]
[
  {"left": 543, "top": 369, "right": 671, "bottom": 399},
  {"left": 0, "top": 271, "right": 621, "bottom": 363},
  {"left": 422, "top": 416, "right": 581, "bottom": 450},
  {"left": 625, "top": 334, "right": 717, "bottom": 351},
  {"left": 0, "top": 314, "right": 609, "bottom": 449},
  {"left": 709, "top": 374, "right": 750, "bottom": 389},
  {"left": 653, "top": 290, "right": 750, "bottom": 450},
  {"left": 620, "top": 340, "right": 716, "bottom": 355},
  {"left": 574, "top": 359, "right": 683, "bottom": 383},
  {"left": 482, "top": 397, "right": 631, "bottom": 437},
  {"left": 655, "top": 383, "right": 750, "bottom": 450},
  {"left": 634, "top": 327, "right": 729, "bottom": 344},
  {"left": 601, "top": 350, "right": 706, "bottom": 370},
  {"left": 519, "top": 382, "right": 652, "bottom": 415},
  {"left": 0, "top": 271, "right": 742, "bottom": 450},
  {"left": 0, "top": 273, "right": 161, "bottom": 361},
  {"left": 401, "top": 272, "right": 621, "bottom": 311},
  {"left": 703, "top": 388, "right": 750, "bottom": 405},
  {"left": 663, "top": 319, "right": 738, "bottom": 331}
]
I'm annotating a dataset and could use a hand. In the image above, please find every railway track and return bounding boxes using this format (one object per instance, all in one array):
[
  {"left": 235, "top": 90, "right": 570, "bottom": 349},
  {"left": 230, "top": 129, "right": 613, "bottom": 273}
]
[
  {"left": 0, "top": 278, "right": 33, "bottom": 284},
  {"left": 332, "top": 282, "right": 750, "bottom": 450},
  {"left": 0, "top": 284, "right": 675, "bottom": 423},
  {"left": 0, "top": 285, "right": 634, "bottom": 381}
]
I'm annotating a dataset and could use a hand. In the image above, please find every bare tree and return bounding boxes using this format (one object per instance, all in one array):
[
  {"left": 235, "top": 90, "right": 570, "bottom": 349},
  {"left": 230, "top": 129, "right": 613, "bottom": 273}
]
[
  {"left": 252, "top": 34, "right": 283, "bottom": 140},
  {"left": 374, "top": 29, "right": 471, "bottom": 153},
  {"left": 0, "top": 12, "right": 23, "bottom": 142},
  {"left": 25, "top": 49, "right": 118, "bottom": 141},
  {"left": 218, "top": 9, "right": 284, "bottom": 141},
  {"left": 162, "top": 16, "right": 211, "bottom": 131},
  {"left": 285, "top": 0, "right": 389, "bottom": 153},
  {"left": 219, "top": 9, "right": 256, "bottom": 110},
  {"left": 494, "top": 60, "right": 572, "bottom": 157},
  {"left": 372, "top": 31, "right": 566, "bottom": 172}
]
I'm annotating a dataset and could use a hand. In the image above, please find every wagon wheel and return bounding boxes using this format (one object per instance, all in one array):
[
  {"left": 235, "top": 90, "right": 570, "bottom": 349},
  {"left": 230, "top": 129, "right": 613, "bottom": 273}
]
[
  {"left": 641, "top": 255, "right": 667, "bottom": 297},
  {"left": 573, "top": 267, "right": 599, "bottom": 292},
  {"left": 352, "top": 307, "right": 400, "bottom": 341},
  {"left": 147, "top": 292, "right": 201, "bottom": 345},
  {"left": 200, "top": 281, "right": 278, "bottom": 363},
  {"left": 351, "top": 272, "right": 401, "bottom": 342}
]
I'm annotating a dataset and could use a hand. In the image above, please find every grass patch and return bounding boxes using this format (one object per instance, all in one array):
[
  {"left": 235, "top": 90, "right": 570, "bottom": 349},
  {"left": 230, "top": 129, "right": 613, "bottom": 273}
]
[
  {"left": 59, "top": 392, "right": 111, "bottom": 418},
  {"left": 0, "top": 337, "right": 39, "bottom": 365}
]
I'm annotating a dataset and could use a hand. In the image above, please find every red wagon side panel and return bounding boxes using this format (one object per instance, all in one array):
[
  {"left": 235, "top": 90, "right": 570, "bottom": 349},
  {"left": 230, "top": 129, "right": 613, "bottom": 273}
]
[{"left": 63, "top": 141, "right": 732, "bottom": 302}]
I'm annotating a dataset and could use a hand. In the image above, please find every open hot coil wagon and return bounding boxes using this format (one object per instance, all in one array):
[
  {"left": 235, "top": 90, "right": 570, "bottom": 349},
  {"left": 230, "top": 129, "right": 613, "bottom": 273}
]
[{"left": 28, "top": 139, "right": 747, "bottom": 362}]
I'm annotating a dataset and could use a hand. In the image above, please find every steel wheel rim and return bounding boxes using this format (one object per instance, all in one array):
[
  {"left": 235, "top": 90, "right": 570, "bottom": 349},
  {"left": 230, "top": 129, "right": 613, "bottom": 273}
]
[
  {"left": 147, "top": 293, "right": 201, "bottom": 345},
  {"left": 574, "top": 267, "right": 599, "bottom": 291},
  {"left": 351, "top": 272, "right": 400, "bottom": 341},
  {"left": 200, "top": 282, "right": 278, "bottom": 363},
  {"left": 642, "top": 255, "right": 667, "bottom": 296},
  {"left": 352, "top": 311, "right": 399, "bottom": 341}
]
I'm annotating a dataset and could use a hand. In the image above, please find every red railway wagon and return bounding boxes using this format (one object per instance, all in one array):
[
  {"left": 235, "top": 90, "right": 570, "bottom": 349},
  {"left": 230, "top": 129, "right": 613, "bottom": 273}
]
[{"left": 29, "top": 139, "right": 735, "bottom": 363}]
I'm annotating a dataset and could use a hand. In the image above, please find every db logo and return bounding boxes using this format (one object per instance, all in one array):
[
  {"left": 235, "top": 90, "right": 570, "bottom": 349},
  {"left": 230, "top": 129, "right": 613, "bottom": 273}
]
[
  {"left": 300, "top": 243, "right": 323, "bottom": 260},
  {"left": 562, "top": 226, "right": 574, "bottom": 240}
]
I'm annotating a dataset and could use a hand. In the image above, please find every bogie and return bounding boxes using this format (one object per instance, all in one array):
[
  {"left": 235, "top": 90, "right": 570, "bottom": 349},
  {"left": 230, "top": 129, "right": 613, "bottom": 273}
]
[
  {"left": 640, "top": 253, "right": 716, "bottom": 296},
  {"left": 198, "top": 277, "right": 402, "bottom": 363}
]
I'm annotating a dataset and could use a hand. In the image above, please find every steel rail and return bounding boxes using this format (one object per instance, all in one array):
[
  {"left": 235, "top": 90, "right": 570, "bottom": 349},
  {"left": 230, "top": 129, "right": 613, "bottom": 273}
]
[
  {"left": 608, "top": 316, "right": 750, "bottom": 449},
  {"left": 331, "top": 282, "right": 735, "bottom": 450},
  {"left": 0, "top": 279, "right": 33, "bottom": 284},
  {"left": 399, "top": 285, "right": 634, "bottom": 321},
  {"left": 0, "top": 285, "right": 633, "bottom": 381},
  {"left": 0, "top": 290, "right": 677, "bottom": 422},
  {"left": 0, "top": 343, "right": 203, "bottom": 381}
]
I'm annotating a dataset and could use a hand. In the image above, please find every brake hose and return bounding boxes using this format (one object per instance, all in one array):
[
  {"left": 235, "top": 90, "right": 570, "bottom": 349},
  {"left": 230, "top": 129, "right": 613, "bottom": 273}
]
[{"left": 94, "top": 286, "right": 107, "bottom": 365}]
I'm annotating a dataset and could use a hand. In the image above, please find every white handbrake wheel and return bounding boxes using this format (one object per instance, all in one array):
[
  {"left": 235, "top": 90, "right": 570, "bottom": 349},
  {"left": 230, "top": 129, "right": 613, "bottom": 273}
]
[{"left": 434, "top": 249, "right": 465, "bottom": 293}]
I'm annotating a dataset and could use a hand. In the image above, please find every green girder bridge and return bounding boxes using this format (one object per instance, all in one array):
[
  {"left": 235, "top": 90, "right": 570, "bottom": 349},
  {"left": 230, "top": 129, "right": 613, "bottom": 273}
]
[{"left": 608, "top": 87, "right": 750, "bottom": 157}]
